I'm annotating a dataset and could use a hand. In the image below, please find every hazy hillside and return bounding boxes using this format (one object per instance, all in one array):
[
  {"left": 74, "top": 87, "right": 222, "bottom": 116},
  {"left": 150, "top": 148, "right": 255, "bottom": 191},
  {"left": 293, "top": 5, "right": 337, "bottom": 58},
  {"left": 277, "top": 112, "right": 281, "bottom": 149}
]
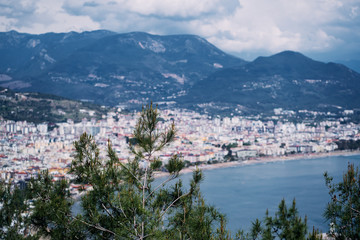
[{"left": 182, "top": 51, "right": 360, "bottom": 114}]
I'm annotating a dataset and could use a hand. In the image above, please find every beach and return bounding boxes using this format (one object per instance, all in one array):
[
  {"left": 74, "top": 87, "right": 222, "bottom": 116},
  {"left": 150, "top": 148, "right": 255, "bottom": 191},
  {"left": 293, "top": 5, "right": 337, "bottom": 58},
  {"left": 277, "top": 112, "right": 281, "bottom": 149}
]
[{"left": 153, "top": 150, "right": 360, "bottom": 178}]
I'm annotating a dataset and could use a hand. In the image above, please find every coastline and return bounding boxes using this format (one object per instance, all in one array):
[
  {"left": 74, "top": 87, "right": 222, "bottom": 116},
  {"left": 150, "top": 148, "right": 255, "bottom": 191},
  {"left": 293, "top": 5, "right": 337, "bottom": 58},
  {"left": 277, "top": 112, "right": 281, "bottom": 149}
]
[{"left": 153, "top": 150, "right": 360, "bottom": 178}]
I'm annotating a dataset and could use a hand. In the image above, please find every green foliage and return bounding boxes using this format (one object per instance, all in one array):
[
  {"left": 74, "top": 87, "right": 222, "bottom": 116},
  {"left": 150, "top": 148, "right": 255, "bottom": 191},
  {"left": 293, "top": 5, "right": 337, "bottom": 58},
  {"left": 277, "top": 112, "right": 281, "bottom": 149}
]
[
  {"left": 165, "top": 154, "right": 185, "bottom": 176},
  {"left": 324, "top": 163, "right": 360, "bottom": 239},
  {"left": 71, "top": 133, "right": 101, "bottom": 184},
  {"left": 239, "top": 199, "right": 309, "bottom": 240},
  {"left": 224, "top": 143, "right": 238, "bottom": 151},
  {"left": 307, "top": 227, "right": 323, "bottom": 240},
  {"left": 0, "top": 181, "right": 32, "bottom": 239},
  {"left": 335, "top": 139, "right": 360, "bottom": 151},
  {"left": 27, "top": 171, "right": 85, "bottom": 239}
]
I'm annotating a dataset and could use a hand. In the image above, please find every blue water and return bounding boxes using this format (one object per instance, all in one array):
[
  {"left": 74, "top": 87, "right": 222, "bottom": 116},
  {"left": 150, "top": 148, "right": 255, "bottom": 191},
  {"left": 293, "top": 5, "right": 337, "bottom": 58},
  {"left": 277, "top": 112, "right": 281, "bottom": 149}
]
[{"left": 158, "top": 154, "right": 360, "bottom": 234}]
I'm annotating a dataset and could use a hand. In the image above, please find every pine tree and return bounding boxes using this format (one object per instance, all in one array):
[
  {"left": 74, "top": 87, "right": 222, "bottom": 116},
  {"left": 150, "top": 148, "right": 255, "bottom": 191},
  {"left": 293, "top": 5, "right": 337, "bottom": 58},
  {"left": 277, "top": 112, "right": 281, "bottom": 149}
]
[
  {"left": 324, "top": 163, "right": 360, "bottom": 239},
  {"left": 0, "top": 180, "right": 33, "bottom": 239},
  {"left": 67, "top": 103, "right": 227, "bottom": 239},
  {"left": 26, "top": 170, "right": 85, "bottom": 239},
  {"left": 239, "top": 199, "right": 310, "bottom": 240}
]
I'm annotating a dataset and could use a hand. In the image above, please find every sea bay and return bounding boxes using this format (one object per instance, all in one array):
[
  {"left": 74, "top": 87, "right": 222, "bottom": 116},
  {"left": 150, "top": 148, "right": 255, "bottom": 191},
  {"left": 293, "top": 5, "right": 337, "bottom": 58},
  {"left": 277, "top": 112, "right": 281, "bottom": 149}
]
[{"left": 163, "top": 154, "right": 360, "bottom": 234}]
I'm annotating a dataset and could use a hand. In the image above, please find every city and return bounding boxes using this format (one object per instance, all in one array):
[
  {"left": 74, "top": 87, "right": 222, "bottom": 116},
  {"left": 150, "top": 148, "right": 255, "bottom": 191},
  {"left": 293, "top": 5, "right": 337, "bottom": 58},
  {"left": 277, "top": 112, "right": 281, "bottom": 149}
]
[{"left": 1, "top": 107, "right": 359, "bottom": 195}]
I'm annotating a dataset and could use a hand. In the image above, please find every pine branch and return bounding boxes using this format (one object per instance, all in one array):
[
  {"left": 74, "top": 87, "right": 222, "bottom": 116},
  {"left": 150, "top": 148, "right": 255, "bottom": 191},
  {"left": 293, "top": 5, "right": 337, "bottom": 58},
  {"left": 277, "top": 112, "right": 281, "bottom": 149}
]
[
  {"left": 62, "top": 211, "right": 121, "bottom": 238},
  {"left": 160, "top": 191, "right": 191, "bottom": 219},
  {"left": 101, "top": 202, "right": 115, "bottom": 219},
  {"left": 117, "top": 160, "right": 143, "bottom": 187},
  {"left": 333, "top": 197, "right": 360, "bottom": 216},
  {"left": 110, "top": 196, "right": 128, "bottom": 220},
  {"left": 145, "top": 174, "right": 177, "bottom": 202},
  {"left": 133, "top": 214, "right": 139, "bottom": 237}
]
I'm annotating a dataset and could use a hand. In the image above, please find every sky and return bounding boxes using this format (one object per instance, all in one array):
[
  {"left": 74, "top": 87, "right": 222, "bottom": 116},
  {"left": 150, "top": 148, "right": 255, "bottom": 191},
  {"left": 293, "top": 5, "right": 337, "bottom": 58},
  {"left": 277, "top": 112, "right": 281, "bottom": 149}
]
[{"left": 1, "top": 0, "right": 360, "bottom": 62}]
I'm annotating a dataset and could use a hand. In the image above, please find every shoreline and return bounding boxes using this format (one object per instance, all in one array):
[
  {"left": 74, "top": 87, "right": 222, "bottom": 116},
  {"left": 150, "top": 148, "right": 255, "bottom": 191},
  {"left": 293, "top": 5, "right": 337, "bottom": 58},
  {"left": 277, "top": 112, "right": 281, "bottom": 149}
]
[{"left": 153, "top": 150, "right": 360, "bottom": 178}]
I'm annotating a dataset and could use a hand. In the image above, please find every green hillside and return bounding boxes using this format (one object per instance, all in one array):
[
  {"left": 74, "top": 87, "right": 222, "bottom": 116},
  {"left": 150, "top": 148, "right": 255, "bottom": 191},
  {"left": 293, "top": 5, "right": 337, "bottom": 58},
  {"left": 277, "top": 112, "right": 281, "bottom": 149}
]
[{"left": 0, "top": 88, "right": 108, "bottom": 123}]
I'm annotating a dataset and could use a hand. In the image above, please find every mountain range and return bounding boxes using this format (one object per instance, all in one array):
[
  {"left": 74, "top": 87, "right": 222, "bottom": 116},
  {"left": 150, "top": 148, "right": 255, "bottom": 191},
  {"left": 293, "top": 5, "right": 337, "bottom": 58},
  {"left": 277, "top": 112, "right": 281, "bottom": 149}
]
[
  {"left": 0, "top": 30, "right": 360, "bottom": 115},
  {"left": 183, "top": 51, "right": 360, "bottom": 114},
  {"left": 0, "top": 30, "right": 244, "bottom": 107}
]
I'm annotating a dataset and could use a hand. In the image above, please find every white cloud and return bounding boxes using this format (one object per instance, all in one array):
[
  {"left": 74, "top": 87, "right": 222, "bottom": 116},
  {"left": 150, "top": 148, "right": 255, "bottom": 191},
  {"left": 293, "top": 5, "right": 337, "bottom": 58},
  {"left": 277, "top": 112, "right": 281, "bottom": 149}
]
[
  {"left": 0, "top": 16, "right": 17, "bottom": 31},
  {"left": 0, "top": 0, "right": 359, "bottom": 60},
  {"left": 189, "top": 0, "right": 349, "bottom": 56},
  {"left": 0, "top": 0, "right": 100, "bottom": 34},
  {"left": 62, "top": 0, "right": 239, "bottom": 19},
  {"left": 350, "top": 6, "right": 359, "bottom": 18}
]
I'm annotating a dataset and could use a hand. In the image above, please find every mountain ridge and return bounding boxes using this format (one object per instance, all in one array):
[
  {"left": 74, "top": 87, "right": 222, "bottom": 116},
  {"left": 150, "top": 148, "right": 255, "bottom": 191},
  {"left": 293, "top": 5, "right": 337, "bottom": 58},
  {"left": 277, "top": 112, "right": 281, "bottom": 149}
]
[
  {"left": 0, "top": 30, "right": 360, "bottom": 115},
  {"left": 0, "top": 30, "right": 246, "bottom": 107},
  {"left": 181, "top": 50, "right": 360, "bottom": 114}
]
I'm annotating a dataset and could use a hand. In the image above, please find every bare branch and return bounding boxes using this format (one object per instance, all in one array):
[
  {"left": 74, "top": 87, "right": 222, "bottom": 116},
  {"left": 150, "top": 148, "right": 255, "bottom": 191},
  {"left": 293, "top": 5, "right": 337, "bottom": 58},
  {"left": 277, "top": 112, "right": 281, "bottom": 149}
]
[
  {"left": 118, "top": 161, "right": 143, "bottom": 187},
  {"left": 101, "top": 202, "right": 114, "bottom": 219},
  {"left": 110, "top": 196, "right": 128, "bottom": 220},
  {"left": 145, "top": 174, "right": 176, "bottom": 202},
  {"left": 160, "top": 192, "right": 191, "bottom": 219},
  {"left": 133, "top": 215, "right": 139, "bottom": 237},
  {"left": 333, "top": 198, "right": 360, "bottom": 216},
  {"left": 65, "top": 212, "right": 120, "bottom": 237}
]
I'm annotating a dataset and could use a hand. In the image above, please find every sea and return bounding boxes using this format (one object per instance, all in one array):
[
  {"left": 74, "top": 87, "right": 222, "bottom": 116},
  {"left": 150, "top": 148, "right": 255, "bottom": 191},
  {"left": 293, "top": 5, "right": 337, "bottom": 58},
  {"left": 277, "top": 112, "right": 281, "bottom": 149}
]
[{"left": 158, "top": 154, "right": 360, "bottom": 234}]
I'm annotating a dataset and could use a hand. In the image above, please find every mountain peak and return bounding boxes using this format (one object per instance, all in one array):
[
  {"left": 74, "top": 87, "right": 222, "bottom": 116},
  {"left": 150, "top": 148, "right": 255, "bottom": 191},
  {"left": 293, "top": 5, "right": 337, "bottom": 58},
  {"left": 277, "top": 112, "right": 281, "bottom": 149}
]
[
  {"left": 249, "top": 50, "right": 323, "bottom": 74},
  {"left": 274, "top": 50, "right": 305, "bottom": 57},
  {"left": 254, "top": 50, "right": 313, "bottom": 64}
]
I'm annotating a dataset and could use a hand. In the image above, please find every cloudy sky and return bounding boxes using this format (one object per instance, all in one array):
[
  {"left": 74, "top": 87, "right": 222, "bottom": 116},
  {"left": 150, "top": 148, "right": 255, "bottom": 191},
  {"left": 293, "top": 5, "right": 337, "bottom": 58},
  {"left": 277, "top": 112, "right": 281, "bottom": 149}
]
[{"left": 1, "top": 0, "right": 360, "bottom": 61}]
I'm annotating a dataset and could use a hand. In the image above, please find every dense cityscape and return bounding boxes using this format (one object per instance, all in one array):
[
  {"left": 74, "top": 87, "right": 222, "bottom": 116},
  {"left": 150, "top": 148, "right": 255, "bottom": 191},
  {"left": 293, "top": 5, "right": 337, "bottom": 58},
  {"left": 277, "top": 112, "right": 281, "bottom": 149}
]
[{"left": 1, "top": 107, "right": 359, "bottom": 194}]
